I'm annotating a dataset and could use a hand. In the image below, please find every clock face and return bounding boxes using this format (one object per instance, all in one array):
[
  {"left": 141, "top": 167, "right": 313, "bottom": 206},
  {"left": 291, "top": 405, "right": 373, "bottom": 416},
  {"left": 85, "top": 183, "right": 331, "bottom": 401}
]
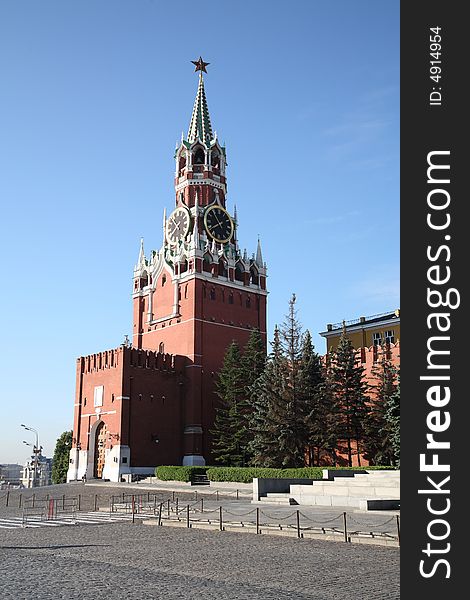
[
  {"left": 204, "top": 205, "right": 234, "bottom": 243},
  {"left": 166, "top": 206, "right": 191, "bottom": 245}
]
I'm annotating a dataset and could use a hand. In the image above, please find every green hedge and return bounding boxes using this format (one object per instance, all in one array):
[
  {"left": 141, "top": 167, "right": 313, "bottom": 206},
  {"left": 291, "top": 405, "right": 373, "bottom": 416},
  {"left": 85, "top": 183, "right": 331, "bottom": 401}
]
[
  {"left": 206, "top": 465, "right": 396, "bottom": 483},
  {"left": 155, "top": 464, "right": 397, "bottom": 483},
  {"left": 155, "top": 465, "right": 207, "bottom": 482}
]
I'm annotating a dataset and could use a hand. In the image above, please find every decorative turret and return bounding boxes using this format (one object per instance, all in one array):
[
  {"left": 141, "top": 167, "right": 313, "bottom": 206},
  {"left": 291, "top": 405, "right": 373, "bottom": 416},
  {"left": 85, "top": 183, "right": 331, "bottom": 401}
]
[{"left": 255, "top": 237, "right": 263, "bottom": 268}]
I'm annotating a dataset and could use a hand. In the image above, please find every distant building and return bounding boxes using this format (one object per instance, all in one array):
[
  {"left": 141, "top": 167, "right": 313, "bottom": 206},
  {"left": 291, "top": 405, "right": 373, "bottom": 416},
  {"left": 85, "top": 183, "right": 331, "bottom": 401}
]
[
  {"left": 320, "top": 309, "right": 400, "bottom": 352},
  {"left": 0, "top": 463, "right": 22, "bottom": 488},
  {"left": 315, "top": 310, "right": 401, "bottom": 468},
  {"left": 21, "top": 451, "right": 52, "bottom": 488}
]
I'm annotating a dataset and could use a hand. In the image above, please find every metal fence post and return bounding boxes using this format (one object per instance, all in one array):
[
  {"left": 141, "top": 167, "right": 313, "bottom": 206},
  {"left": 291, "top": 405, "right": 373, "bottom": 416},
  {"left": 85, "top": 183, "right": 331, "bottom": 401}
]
[
  {"left": 172, "top": 490, "right": 175, "bottom": 502},
  {"left": 236, "top": 489, "right": 239, "bottom": 500},
  {"left": 158, "top": 502, "right": 163, "bottom": 526},
  {"left": 132, "top": 495, "right": 135, "bottom": 523},
  {"left": 94, "top": 494, "right": 98, "bottom": 512},
  {"left": 6, "top": 491, "right": 9, "bottom": 507},
  {"left": 167, "top": 498, "right": 170, "bottom": 517},
  {"left": 343, "top": 512, "right": 348, "bottom": 543},
  {"left": 396, "top": 515, "right": 400, "bottom": 546},
  {"left": 62, "top": 494, "right": 65, "bottom": 510},
  {"left": 296, "top": 510, "right": 301, "bottom": 538},
  {"left": 201, "top": 497, "right": 204, "bottom": 513},
  {"left": 78, "top": 494, "right": 81, "bottom": 512},
  {"left": 19, "top": 494, "right": 22, "bottom": 509},
  {"left": 219, "top": 506, "right": 223, "bottom": 531},
  {"left": 216, "top": 490, "right": 219, "bottom": 501},
  {"left": 256, "top": 508, "right": 260, "bottom": 534},
  {"left": 186, "top": 504, "right": 190, "bottom": 528},
  {"left": 32, "top": 493, "right": 35, "bottom": 508},
  {"left": 176, "top": 497, "right": 179, "bottom": 515}
]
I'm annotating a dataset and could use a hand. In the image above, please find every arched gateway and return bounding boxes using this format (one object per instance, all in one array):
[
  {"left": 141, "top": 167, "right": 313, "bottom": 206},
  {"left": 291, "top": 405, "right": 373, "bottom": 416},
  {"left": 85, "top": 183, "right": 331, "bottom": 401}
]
[{"left": 93, "top": 421, "right": 107, "bottom": 479}]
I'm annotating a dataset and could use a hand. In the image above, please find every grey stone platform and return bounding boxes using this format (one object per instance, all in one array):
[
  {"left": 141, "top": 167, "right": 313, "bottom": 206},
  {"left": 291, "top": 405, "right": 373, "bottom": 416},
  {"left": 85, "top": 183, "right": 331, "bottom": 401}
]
[{"left": 254, "top": 470, "right": 400, "bottom": 510}]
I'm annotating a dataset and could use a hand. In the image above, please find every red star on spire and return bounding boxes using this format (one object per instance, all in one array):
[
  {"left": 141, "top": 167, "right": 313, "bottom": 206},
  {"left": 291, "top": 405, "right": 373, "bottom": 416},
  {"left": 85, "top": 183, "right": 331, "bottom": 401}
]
[{"left": 191, "top": 56, "right": 210, "bottom": 73}]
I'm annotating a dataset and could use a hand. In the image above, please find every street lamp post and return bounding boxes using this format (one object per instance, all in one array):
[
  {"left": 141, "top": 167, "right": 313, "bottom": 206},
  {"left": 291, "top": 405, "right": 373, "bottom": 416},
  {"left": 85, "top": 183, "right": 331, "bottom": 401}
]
[{"left": 21, "top": 424, "right": 40, "bottom": 488}]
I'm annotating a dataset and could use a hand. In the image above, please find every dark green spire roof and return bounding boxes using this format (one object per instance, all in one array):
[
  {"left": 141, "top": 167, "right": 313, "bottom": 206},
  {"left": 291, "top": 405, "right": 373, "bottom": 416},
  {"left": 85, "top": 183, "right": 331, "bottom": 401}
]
[{"left": 187, "top": 73, "right": 213, "bottom": 146}]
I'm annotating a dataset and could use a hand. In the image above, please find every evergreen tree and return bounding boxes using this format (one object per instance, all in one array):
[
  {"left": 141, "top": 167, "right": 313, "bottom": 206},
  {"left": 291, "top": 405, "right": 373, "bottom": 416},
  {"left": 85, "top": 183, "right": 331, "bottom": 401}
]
[
  {"left": 329, "top": 329, "right": 369, "bottom": 466},
  {"left": 52, "top": 430, "right": 73, "bottom": 484},
  {"left": 249, "top": 327, "right": 287, "bottom": 466},
  {"left": 238, "top": 328, "right": 267, "bottom": 463},
  {"left": 363, "top": 345, "right": 398, "bottom": 465},
  {"left": 274, "top": 294, "right": 310, "bottom": 467},
  {"left": 299, "top": 330, "right": 327, "bottom": 465},
  {"left": 211, "top": 341, "right": 245, "bottom": 465},
  {"left": 384, "top": 370, "right": 400, "bottom": 466},
  {"left": 249, "top": 295, "right": 314, "bottom": 468},
  {"left": 301, "top": 334, "right": 339, "bottom": 465}
]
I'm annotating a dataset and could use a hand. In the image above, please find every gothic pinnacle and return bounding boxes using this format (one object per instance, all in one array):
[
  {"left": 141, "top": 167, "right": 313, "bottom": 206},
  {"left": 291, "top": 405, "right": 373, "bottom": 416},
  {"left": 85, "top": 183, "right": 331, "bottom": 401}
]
[
  {"left": 137, "top": 237, "right": 145, "bottom": 269},
  {"left": 256, "top": 237, "right": 263, "bottom": 267}
]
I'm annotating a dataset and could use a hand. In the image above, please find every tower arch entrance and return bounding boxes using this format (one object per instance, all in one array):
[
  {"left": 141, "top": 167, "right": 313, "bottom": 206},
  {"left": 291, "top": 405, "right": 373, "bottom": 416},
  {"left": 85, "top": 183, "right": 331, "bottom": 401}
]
[{"left": 93, "top": 421, "right": 108, "bottom": 479}]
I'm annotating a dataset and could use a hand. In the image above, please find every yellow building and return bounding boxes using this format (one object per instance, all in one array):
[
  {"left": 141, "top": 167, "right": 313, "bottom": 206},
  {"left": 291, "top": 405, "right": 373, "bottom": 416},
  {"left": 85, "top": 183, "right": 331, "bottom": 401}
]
[{"left": 320, "top": 309, "right": 400, "bottom": 352}]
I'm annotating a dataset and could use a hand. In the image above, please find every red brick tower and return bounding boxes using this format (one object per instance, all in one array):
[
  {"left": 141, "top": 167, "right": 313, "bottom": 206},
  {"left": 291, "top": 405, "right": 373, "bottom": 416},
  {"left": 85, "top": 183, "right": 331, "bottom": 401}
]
[
  {"left": 67, "top": 60, "right": 268, "bottom": 481},
  {"left": 132, "top": 59, "right": 267, "bottom": 465}
]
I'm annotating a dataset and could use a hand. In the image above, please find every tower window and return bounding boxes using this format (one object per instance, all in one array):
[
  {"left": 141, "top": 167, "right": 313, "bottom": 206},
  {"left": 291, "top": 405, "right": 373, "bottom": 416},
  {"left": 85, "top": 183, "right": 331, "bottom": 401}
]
[
  {"left": 159, "top": 342, "right": 165, "bottom": 354},
  {"left": 203, "top": 254, "right": 212, "bottom": 273},
  {"left": 194, "top": 147, "right": 205, "bottom": 164},
  {"left": 162, "top": 274, "right": 166, "bottom": 287},
  {"left": 235, "top": 263, "right": 244, "bottom": 282},
  {"left": 218, "top": 259, "right": 228, "bottom": 278}
]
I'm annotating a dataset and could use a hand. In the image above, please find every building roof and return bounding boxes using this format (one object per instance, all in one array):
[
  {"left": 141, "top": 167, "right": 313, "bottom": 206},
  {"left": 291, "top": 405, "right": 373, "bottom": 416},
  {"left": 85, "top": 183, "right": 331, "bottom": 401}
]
[{"left": 320, "top": 309, "right": 400, "bottom": 337}]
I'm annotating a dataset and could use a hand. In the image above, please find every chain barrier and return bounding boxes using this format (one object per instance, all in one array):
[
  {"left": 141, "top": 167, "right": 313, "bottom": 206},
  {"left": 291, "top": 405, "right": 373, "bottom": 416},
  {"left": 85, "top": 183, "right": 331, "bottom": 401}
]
[
  {"left": 347, "top": 514, "right": 396, "bottom": 528},
  {"left": 259, "top": 509, "right": 297, "bottom": 521},
  {"left": 223, "top": 508, "right": 257, "bottom": 517},
  {"left": 298, "top": 511, "right": 343, "bottom": 525}
]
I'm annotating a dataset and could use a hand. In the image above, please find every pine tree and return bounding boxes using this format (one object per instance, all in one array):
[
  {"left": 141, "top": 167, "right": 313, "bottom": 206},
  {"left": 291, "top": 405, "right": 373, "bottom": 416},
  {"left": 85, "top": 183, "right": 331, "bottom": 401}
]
[
  {"left": 363, "top": 345, "right": 398, "bottom": 465},
  {"left": 274, "top": 294, "right": 310, "bottom": 467},
  {"left": 249, "top": 327, "right": 287, "bottom": 467},
  {"left": 300, "top": 332, "right": 339, "bottom": 465},
  {"left": 238, "top": 328, "right": 267, "bottom": 464},
  {"left": 384, "top": 370, "right": 400, "bottom": 466},
  {"left": 299, "top": 330, "right": 327, "bottom": 465},
  {"left": 211, "top": 341, "right": 245, "bottom": 465},
  {"left": 52, "top": 430, "right": 73, "bottom": 484},
  {"left": 249, "top": 295, "right": 313, "bottom": 468},
  {"left": 329, "top": 329, "right": 369, "bottom": 467}
]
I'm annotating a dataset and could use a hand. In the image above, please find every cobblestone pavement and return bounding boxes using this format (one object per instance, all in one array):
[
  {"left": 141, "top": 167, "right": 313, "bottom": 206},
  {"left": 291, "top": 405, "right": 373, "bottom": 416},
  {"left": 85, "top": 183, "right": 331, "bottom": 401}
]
[
  {"left": 0, "top": 483, "right": 400, "bottom": 536},
  {"left": 0, "top": 520, "right": 400, "bottom": 599}
]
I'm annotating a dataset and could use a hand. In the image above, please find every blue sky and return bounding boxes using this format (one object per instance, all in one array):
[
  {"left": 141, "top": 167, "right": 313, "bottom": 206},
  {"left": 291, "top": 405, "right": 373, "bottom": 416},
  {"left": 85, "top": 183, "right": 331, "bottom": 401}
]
[{"left": 0, "top": 0, "right": 399, "bottom": 464}]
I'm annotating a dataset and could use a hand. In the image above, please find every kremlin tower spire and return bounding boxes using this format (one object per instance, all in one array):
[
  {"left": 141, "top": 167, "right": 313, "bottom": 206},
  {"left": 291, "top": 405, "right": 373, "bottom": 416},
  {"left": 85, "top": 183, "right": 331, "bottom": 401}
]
[{"left": 187, "top": 58, "right": 213, "bottom": 144}]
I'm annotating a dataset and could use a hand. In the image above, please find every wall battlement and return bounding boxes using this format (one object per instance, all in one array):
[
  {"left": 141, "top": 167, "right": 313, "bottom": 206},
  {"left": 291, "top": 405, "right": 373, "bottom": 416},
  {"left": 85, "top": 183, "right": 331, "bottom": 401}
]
[{"left": 77, "top": 345, "right": 184, "bottom": 374}]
